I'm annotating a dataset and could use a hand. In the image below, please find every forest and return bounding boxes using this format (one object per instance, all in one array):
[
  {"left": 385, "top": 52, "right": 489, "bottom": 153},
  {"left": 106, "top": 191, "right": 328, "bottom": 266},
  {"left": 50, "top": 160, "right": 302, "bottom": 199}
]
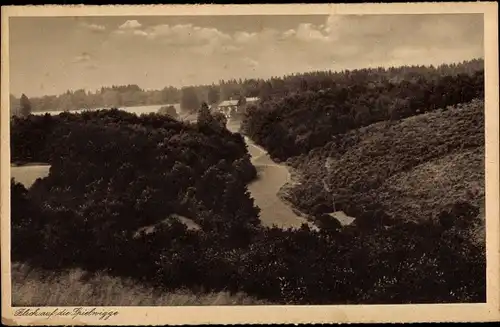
[
  {"left": 10, "top": 59, "right": 483, "bottom": 113},
  {"left": 241, "top": 64, "right": 484, "bottom": 160},
  {"left": 11, "top": 59, "right": 486, "bottom": 305}
]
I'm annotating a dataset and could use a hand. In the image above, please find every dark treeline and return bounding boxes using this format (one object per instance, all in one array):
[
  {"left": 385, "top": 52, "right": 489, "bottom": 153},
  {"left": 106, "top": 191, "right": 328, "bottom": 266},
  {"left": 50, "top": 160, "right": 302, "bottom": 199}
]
[
  {"left": 10, "top": 85, "right": 180, "bottom": 114},
  {"left": 11, "top": 109, "right": 485, "bottom": 304},
  {"left": 10, "top": 59, "right": 483, "bottom": 113},
  {"left": 241, "top": 62, "right": 484, "bottom": 161}
]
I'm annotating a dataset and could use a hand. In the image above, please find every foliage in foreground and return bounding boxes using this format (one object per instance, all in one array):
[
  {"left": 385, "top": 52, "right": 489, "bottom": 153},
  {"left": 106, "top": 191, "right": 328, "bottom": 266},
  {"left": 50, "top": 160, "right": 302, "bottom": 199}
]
[
  {"left": 11, "top": 107, "right": 485, "bottom": 305},
  {"left": 13, "top": 176, "right": 485, "bottom": 305},
  {"left": 11, "top": 263, "right": 262, "bottom": 306}
]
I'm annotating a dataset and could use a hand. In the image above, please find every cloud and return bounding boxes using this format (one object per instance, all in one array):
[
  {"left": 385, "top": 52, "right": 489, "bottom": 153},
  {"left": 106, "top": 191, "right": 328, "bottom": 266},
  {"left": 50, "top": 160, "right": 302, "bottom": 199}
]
[
  {"left": 105, "top": 15, "right": 485, "bottom": 76},
  {"left": 119, "top": 20, "right": 142, "bottom": 30},
  {"left": 146, "top": 24, "right": 231, "bottom": 45},
  {"left": 72, "top": 52, "right": 92, "bottom": 63},
  {"left": 80, "top": 22, "right": 106, "bottom": 32},
  {"left": 295, "top": 23, "right": 329, "bottom": 43},
  {"left": 283, "top": 29, "right": 296, "bottom": 38},
  {"left": 311, "top": 14, "right": 483, "bottom": 67},
  {"left": 234, "top": 31, "right": 258, "bottom": 44},
  {"left": 242, "top": 57, "right": 259, "bottom": 69},
  {"left": 233, "top": 28, "right": 290, "bottom": 47},
  {"left": 133, "top": 30, "right": 149, "bottom": 37},
  {"left": 79, "top": 14, "right": 484, "bottom": 93},
  {"left": 115, "top": 14, "right": 481, "bottom": 74},
  {"left": 9, "top": 13, "right": 485, "bottom": 99},
  {"left": 112, "top": 22, "right": 234, "bottom": 55}
]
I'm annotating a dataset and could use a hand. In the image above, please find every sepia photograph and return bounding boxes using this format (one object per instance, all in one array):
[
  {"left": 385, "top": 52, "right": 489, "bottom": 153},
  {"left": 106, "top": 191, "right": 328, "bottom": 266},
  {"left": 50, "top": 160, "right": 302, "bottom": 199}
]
[{"left": 1, "top": 3, "right": 499, "bottom": 325}]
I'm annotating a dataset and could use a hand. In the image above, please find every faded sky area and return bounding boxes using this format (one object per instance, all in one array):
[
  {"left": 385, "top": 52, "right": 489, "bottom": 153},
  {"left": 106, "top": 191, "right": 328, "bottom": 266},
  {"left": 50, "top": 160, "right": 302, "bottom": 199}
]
[{"left": 9, "top": 14, "right": 484, "bottom": 97}]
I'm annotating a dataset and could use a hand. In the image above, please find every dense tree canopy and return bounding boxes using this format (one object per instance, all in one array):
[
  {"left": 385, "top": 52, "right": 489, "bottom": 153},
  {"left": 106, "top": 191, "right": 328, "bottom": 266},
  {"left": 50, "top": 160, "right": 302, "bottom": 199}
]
[
  {"left": 242, "top": 66, "right": 484, "bottom": 160},
  {"left": 10, "top": 59, "right": 486, "bottom": 305}
]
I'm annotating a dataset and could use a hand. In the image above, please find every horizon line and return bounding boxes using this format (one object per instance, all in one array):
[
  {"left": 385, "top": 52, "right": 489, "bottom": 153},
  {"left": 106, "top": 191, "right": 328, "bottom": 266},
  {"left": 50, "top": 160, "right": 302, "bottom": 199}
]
[{"left": 10, "top": 57, "right": 484, "bottom": 99}]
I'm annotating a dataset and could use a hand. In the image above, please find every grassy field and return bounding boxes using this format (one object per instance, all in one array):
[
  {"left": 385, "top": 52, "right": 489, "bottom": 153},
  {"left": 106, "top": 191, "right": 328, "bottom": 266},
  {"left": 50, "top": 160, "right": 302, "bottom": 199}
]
[{"left": 11, "top": 263, "right": 263, "bottom": 306}]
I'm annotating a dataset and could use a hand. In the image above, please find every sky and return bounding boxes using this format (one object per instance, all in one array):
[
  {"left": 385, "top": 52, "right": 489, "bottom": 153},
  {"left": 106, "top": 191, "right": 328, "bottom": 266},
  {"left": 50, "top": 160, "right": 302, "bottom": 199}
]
[{"left": 9, "top": 14, "right": 484, "bottom": 98}]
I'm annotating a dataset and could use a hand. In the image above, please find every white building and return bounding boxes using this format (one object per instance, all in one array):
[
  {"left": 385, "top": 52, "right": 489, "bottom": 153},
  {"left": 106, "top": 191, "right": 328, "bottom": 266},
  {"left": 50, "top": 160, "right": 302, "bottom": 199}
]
[{"left": 213, "top": 97, "right": 260, "bottom": 118}]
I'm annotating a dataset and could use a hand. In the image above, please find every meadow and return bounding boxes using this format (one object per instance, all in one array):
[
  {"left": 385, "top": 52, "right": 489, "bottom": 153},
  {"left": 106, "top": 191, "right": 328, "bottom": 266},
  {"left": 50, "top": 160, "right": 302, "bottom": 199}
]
[{"left": 12, "top": 263, "right": 261, "bottom": 306}]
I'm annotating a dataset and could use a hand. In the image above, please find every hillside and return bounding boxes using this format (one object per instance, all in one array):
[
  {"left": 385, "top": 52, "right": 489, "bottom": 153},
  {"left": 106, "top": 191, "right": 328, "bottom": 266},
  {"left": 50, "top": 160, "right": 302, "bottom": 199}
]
[
  {"left": 286, "top": 99, "right": 484, "bottom": 233},
  {"left": 242, "top": 63, "right": 484, "bottom": 161}
]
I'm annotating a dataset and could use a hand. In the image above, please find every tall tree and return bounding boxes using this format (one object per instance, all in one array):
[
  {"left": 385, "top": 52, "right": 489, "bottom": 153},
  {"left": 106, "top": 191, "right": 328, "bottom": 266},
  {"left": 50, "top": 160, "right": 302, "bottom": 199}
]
[
  {"left": 158, "top": 105, "right": 179, "bottom": 119},
  {"left": 237, "top": 95, "right": 247, "bottom": 106},
  {"left": 212, "top": 112, "right": 228, "bottom": 129},
  {"left": 258, "top": 81, "right": 273, "bottom": 101},
  {"left": 20, "top": 94, "right": 32, "bottom": 117},
  {"left": 207, "top": 87, "right": 220, "bottom": 105},
  {"left": 197, "top": 102, "right": 213, "bottom": 126},
  {"left": 181, "top": 87, "right": 200, "bottom": 112}
]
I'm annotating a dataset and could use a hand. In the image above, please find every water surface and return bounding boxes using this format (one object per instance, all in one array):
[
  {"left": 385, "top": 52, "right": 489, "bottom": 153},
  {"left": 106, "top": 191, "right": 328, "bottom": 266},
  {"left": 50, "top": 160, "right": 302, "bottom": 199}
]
[
  {"left": 227, "top": 121, "right": 315, "bottom": 230},
  {"left": 10, "top": 164, "right": 50, "bottom": 188},
  {"left": 32, "top": 103, "right": 181, "bottom": 117}
]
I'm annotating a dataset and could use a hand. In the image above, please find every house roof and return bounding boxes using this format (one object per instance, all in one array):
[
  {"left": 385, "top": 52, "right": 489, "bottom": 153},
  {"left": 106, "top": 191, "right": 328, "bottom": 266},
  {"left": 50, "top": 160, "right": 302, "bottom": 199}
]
[
  {"left": 218, "top": 100, "right": 239, "bottom": 107},
  {"left": 217, "top": 97, "right": 260, "bottom": 107}
]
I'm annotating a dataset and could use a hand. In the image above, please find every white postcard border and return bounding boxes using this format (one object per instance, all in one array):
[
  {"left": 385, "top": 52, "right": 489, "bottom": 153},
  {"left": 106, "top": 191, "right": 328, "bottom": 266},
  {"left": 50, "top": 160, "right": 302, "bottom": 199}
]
[{"left": 1, "top": 2, "right": 499, "bottom": 325}]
